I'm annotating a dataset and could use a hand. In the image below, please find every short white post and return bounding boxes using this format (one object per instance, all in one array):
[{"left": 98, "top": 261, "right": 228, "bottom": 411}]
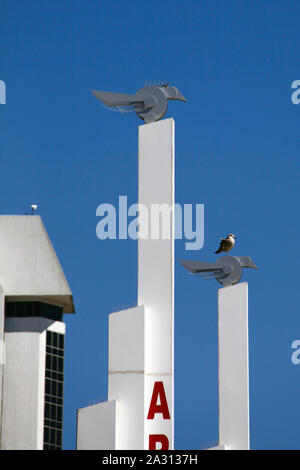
[{"left": 218, "top": 282, "right": 250, "bottom": 450}]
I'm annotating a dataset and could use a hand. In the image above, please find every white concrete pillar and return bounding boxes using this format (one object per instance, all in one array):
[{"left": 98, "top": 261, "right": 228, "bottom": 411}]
[
  {"left": 218, "top": 282, "right": 250, "bottom": 450},
  {"left": 138, "top": 118, "right": 174, "bottom": 450}
]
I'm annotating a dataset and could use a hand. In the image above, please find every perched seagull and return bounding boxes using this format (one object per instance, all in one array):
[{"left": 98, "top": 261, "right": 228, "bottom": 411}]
[
  {"left": 214, "top": 233, "right": 237, "bottom": 254},
  {"left": 31, "top": 204, "right": 38, "bottom": 215}
]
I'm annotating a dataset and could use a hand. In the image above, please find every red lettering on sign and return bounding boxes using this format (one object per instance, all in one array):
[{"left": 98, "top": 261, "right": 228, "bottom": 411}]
[
  {"left": 147, "top": 381, "right": 170, "bottom": 420},
  {"left": 149, "top": 434, "right": 169, "bottom": 450}
]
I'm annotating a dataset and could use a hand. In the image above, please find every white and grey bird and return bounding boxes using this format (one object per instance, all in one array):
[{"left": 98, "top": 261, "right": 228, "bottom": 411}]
[
  {"left": 214, "top": 233, "right": 237, "bottom": 254},
  {"left": 30, "top": 204, "right": 38, "bottom": 215}
]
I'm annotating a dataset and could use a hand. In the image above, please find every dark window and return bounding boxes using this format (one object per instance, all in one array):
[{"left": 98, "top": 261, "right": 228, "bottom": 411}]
[
  {"left": 43, "top": 330, "right": 64, "bottom": 450},
  {"left": 5, "top": 301, "right": 63, "bottom": 322}
]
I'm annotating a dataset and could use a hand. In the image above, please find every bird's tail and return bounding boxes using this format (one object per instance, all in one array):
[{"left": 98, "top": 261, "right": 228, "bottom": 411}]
[{"left": 214, "top": 248, "right": 221, "bottom": 254}]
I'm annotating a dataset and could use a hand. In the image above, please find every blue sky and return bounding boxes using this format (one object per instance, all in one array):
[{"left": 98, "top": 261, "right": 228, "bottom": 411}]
[{"left": 1, "top": 0, "right": 300, "bottom": 450}]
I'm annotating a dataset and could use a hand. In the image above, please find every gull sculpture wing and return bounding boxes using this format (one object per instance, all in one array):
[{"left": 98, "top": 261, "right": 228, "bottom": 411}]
[
  {"left": 180, "top": 256, "right": 258, "bottom": 287},
  {"left": 92, "top": 90, "right": 143, "bottom": 107},
  {"left": 180, "top": 259, "right": 223, "bottom": 274}
]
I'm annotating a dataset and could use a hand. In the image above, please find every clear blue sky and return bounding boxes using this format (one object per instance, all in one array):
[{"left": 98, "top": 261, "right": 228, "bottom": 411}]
[{"left": 1, "top": 0, "right": 300, "bottom": 450}]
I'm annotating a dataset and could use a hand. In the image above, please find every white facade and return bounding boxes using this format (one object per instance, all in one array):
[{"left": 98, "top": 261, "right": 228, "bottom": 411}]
[
  {"left": 1, "top": 318, "right": 65, "bottom": 450},
  {"left": 0, "top": 216, "right": 74, "bottom": 450}
]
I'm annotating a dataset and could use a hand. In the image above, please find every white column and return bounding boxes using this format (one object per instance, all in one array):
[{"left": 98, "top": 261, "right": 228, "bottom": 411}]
[
  {"left": 138, "top": 118, "right": 174, "bottom": 450},
  {"left": 218, "top": 282, "right": 250, "bottom": 450}
]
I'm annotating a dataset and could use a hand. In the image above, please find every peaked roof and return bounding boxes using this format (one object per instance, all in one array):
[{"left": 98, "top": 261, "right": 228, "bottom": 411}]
[{"left": 0, "top": 216, "right": 75, "bottom": 313}]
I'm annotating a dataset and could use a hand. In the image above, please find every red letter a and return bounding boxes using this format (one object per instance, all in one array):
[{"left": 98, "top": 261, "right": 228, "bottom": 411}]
[{"left": 147, "top": 381, "right": 170, "bottom": 420}]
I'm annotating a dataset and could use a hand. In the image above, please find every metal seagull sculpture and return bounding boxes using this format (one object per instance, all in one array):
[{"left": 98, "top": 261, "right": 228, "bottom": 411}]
[
  {"left": 180, "top": 256, "right": 258, "bottom": 287},
  {"left": 92, "top": 84, "right": 187, "bottom": 124}
]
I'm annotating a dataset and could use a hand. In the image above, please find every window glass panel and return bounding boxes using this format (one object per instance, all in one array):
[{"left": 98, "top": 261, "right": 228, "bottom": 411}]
[
  {"left": 57, "top": 406, "right": 62, "bottom": 422},
  {"left": 59, "top": 335, "right": 64, "bottom": 350},
  {"left": 58, "top": 357, "right": 64, "bottom": 373},
  {"left": 44, "top": 331, "right": 65, "bottom": 450},
  {"left": 51, "top": 405, "right": 56, "bottom": 420},
  {"left": 52, "top": 356, "right": 57, "bottom": 371},
  {"left": 44, "top": 427, "right": 50, "bottom": 443},
  {"left": 57, "top": 430, "right": 62, "bottom": 447}
]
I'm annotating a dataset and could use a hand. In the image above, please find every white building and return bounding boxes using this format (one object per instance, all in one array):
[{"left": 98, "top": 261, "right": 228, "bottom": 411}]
[{"left": 0, "top": 215, "right": 75, "bottom": 450}]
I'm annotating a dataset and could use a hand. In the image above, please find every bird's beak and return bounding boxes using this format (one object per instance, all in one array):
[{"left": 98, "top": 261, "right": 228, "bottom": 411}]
[
  {"left": 176, "top": 90, "right": 187, "bottom": 102},
  {"left": 249, "top": 260, "right": 258, "bottom": 270},
  {"left": 164, "top": 87, "right": 187, "bottom": 102}
]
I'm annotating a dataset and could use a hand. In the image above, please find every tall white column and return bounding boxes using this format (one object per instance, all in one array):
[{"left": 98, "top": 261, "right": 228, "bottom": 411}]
[
  {"left": 218, "top": 282, "right": 250, "bottom": 450},
  {"left": 138, "top": 118, "right": 174, "bottom": 450}
]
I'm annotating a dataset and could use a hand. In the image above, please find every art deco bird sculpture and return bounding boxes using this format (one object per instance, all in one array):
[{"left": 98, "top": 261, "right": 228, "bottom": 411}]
[
  {"left": 92, "top": 84, "right": 187, "bottom": 124},
  {"left": 215, "top": 233, "right": 237, "bottom": 254},
  {"left": 180, "top": 256, "right": 258, "bottom": 287}
]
